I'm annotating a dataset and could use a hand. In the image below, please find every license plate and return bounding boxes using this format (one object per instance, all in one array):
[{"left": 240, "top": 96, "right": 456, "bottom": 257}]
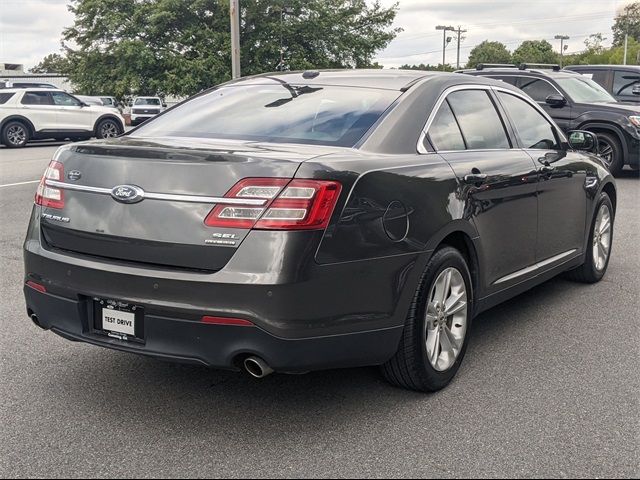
[
  {"left": 93, "top": 298, "right": 144, "bottom": 341},
  {"left": 102, "top": 308, "right": 135, "bottom": 336}
]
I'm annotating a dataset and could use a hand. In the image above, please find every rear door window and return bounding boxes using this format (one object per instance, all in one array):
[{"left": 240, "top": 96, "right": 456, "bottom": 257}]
[
  {"left": 21, "top": 91, "right": 53, "bottom": 105},
  {"left": 446, "top": 90, "right": 510, "bottom": 150},
  {"left": 427, "top": 101, "right": 466, "bottom": 151},
  {"left": 518, "top": 77, "right": 559, "bottom": 102}
]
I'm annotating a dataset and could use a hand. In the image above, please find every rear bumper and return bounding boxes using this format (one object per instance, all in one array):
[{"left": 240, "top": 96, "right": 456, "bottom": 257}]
[
  {"left": 24, "top": 284, "right": 402, "bottom": 372},
  {"left": 23, "top": 210, "right": 424, "bottom": 371}
]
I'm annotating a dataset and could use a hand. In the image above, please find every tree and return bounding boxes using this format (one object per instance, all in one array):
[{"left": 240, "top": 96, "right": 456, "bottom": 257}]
[
  {"left": 512, "top": 40, "right": 559, "bottom": 65},
  {"left": 612, "top": 1, "right": 640, "bottom": 46},
  {"left": 30, "top": 53, "right": 70, "bottom": 74},
  {"left": 465, "top": 41, "right": 512, "bottom": 69},
  {"left": 399, "top": 63, "right": 454, "bottom": 72},
  {"left": 62, "top": 0, "right": 401, "bottom": 98}
]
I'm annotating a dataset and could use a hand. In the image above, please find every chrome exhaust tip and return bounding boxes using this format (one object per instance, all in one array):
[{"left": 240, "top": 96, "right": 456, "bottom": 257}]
[
  {"left": 244, "top": 356, "right": 274, "bottom": 379},
  {"left": 30, "top": 313, "right": 44, "bottom": 329}
]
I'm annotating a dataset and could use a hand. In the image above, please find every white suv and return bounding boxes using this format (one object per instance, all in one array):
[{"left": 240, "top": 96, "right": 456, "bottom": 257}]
[
  {"left": 130, "top": 96, "right": 165, "bottom": 126},
  {"left": 0, "top": 88, "right": 125, "bottom": 148}
]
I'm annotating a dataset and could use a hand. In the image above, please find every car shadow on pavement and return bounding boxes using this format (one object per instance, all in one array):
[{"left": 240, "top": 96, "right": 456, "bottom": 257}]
[{"left": 34, "top": 274, "right": 594, "bottom": 436}]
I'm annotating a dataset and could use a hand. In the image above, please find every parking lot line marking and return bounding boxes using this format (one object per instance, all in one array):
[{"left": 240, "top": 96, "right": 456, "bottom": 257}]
[{"left": 0, "top": 180, "right": 40, "bottom": 188}]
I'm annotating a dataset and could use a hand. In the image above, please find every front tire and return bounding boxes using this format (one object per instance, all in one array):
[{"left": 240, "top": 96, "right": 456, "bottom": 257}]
[
  {"left": 596, "top": 132, "right": 624, "bottom": 176},
  {"left": 1, "top": 121, "right": 30, "bottom": 148},
  {"left": 381, "top": 247, "right": 473, "bottom": 392},
  {"left": 95, "top": 118, "right": 122, "bottom": 139},
  {"left": 565, "top": 192, "right": 614, "bottom": 283}
]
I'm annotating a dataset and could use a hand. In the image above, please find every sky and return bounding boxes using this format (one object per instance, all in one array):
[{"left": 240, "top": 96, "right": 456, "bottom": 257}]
[{"left": 0, "top": 0, "right": 634, "bottom": 71}]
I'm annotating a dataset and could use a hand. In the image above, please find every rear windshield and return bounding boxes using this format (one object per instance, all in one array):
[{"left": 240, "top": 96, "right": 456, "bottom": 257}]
[
  {"left": 131, "top": 84, "right": 400, "bottom": 147},
  {"left": 0, "top": 92, "right": 15, "bottom": 104},
  {"left": 135, "top": 98, "right": 161, "bottom": 106}
]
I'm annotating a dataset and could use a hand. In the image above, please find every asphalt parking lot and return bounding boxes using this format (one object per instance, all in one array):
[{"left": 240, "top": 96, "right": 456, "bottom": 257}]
[{"left": 0, "top": 143, "right": 638, "bottom": 478}]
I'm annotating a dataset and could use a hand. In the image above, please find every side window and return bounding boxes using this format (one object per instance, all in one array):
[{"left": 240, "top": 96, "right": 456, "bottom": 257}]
[
  {"left": 427, "top": 100, "right": 466, "bottom": 151},
  {"left": 497, "top": 92, "right": 559, "bottom": 150},
  {"left": 21, "top": 92, "right": 52, "bottom": 106},
  {"left": 51, "top": 92, "right": 81, "bottom": 107},
  {"left": 446, "top": 90, "right": 510, "bottom": 150},
  {"left": 518, "top": 78, "right": 559, "bottom": 102},
  {"left": 613, "top": 71, "right": 640, "bottom": 96},
  {"left": 0, "top": 92, "right": 15, "bottom": 104}
]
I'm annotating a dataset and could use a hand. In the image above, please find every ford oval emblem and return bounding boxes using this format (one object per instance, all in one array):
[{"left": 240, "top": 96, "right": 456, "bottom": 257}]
[
  {"left": 110, "top": 185, "right": 145, "bottom": 204},
  {"left": 67, "top": 170, "right": 82, "bottom": 181}
]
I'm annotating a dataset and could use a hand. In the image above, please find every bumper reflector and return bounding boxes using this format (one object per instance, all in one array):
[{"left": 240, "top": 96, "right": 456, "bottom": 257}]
[
  {"left": 201, "top": 316, "right": 254, "bottom": 327},
  {"left": 26, "top": 281, "right": 47, "bottom": 293}
]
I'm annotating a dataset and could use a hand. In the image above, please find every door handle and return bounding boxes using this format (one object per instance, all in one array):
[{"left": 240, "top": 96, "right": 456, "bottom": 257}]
[{"left": 463, "top": 173, "right": 488, "bottom": 184}]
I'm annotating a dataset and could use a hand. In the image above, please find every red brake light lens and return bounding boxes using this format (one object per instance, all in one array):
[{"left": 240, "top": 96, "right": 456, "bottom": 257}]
[
  {"left": 204, "top": 178, "right": 342, "bottom": 231},
  {"left": 35, "top": 161, "right": 64, "bottom": 209}
]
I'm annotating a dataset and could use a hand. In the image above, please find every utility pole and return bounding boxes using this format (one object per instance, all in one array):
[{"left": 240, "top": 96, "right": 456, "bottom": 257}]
[
  {"left": 436, "top": 25, "right": 455, "bottom": 71},
  {"left": 554, "top": 35, "right": 570, "bottom": 67},
  {"left": 623, "top": 33, "right": 628, "bottom": 66},
  {"left": 455, "top": 26, "right": 467, "bottom": 69},
  {"left": 230, "top": 0, "right": 241, "bottom": 79}
]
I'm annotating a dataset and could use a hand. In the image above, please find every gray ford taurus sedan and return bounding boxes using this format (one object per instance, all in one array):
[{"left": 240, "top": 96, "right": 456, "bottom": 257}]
[{"left": 24, "top": 70, "right": 616, "bottom": 392}]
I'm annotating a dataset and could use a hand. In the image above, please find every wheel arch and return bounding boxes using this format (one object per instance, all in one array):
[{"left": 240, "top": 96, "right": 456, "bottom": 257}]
[
  {"left": 434, "top": 229, "right": 480, "bottom": 310},
  {"left": 578, "top": 121, "right": 628, "bottom": 161},
  {"left": 0, "top": 115, "right": 36, "bottom": 136},
  {"left": 601, "top": 181, "right": 617, "bottom": 214},
  {"left": 94, "top": 114, "right": 124, "bottom": 136}
]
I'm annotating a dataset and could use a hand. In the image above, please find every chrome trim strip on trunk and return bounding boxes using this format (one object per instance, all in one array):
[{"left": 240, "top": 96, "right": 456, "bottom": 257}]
[
  {"left": 44, "top": 180, "right": 268, "bottom": 206},
  {"left": 494, "top": 249, "right": 578, "bottom": 285}
]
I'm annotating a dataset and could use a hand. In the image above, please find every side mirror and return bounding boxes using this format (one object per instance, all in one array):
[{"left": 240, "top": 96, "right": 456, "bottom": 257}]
[
  {"left": 546, "top": 94, "right": 567, "bottom": 108},
  {"left": 567, "top": 130, "right": 597, "bottom": 153},
  {"left": 632, "top": 84, "right": 640, "bottom": 96},
  {"left": 162, "top": 103, "right": 167, "bottom": 108}
]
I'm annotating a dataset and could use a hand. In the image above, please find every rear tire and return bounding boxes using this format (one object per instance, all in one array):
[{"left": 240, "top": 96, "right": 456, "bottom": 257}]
[
  {"left": 1, "top": 121, "right": 30, "bottom": 148},
  {"left": 565, "top": 192, "right": 614, "bottom": 284},
  {"left": 595, "top": 132, "right": 623, "bottom": 176},
  {"left": 381, "top": 247, "right": 473, "bottom": 392}
]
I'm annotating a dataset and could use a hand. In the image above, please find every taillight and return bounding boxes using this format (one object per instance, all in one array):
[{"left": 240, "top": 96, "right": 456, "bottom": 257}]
[
  {"left": 204, "top": 178, "right": 342, "bottom": 230},
  {"left": 35, "top": 161, "right": 64, "bottom": 209}
]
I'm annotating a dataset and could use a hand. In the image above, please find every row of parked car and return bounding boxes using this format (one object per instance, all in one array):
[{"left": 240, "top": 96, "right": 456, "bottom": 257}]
[
  {"left": 457, "top": 63, "right": 639, "bottom": 175},
  {"left": 1, "top": 64, "right": 638, "bottom": 175}
]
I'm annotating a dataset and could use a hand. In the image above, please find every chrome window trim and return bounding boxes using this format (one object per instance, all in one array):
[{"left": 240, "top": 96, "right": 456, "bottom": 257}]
[
  {"left": 417, "top": 84, "right": 566, "bottom": 154},
  {"left": 494, "top": 249, "right": 578, "bottom": 285},
  {"left": 44, "top": 179, "right": 268, "bottom": 206}
]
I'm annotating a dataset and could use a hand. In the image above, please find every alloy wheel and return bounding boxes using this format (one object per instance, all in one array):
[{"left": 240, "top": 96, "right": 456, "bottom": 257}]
[
  {"left": 592, "top": 204, "right": 612, "bottom": 271},
  {"left": 597, "top": 139, "right": 614, "bottom": 167},
  {"left": 425, "top": 267, "right": 468, "bottom": 372},
  {"left": 100, "top": 122, "right": 119, "bottom": 138},
  {"left": 7, "top": 125, "right": 26, "bottom": 146}
]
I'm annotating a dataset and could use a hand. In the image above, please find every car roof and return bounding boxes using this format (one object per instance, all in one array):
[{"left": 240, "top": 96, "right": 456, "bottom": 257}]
[
  {"left": 227, "top": 69, "right": 445, "bottom": 91},
  {"left": 0, "top": 88, "right": 65, "bottom": 93},
  {"left": 461, "top": 68, "right": 580, "bottom": 79}
]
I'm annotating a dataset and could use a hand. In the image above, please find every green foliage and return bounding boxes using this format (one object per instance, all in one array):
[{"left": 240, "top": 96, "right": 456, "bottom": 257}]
[
  {"left": 62, "top": 0, "right": 400, "bottom": 98},
  {"left": 399, "top": 63, "right": 455, "bottom": 72},
  {"left": 29, "top": 54, "right": 71, "bottom": 74},
  {"left": 563, "top": 36, "right": 640, "bottom": 66},
  {"left": 612, "top": 1, "right": 640, "bottom": 46},
  {"left": 512, "top": 40, "right": 559, "bottom": 65},
  {"left": 465, "top": 41, "right": 512, "bottom": 69}
]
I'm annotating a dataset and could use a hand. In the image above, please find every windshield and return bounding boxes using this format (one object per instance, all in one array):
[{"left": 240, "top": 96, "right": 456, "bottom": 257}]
[
  {"left": 135, "top": 98, "right": 161, "bottom": 106},
  {"left": 556, "top": 77, "right": 616, "bottom": 103},
  {"left": 131, "top": 84, "right": 400, "bottom": 147}
]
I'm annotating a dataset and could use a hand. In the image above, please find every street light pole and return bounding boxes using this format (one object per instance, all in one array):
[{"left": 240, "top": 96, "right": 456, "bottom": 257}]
[
  {"left": 230, "top": 0, "right": 241, "bottom": 79},
  {"left": 554, "top": 35, "right": 570, "bottom": 68},
  {"left": 455, "top": 26, "right": 467, "bottom": 70},
  {"left": 436, "top": 25, "right": 455, "bottom": 71}
]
